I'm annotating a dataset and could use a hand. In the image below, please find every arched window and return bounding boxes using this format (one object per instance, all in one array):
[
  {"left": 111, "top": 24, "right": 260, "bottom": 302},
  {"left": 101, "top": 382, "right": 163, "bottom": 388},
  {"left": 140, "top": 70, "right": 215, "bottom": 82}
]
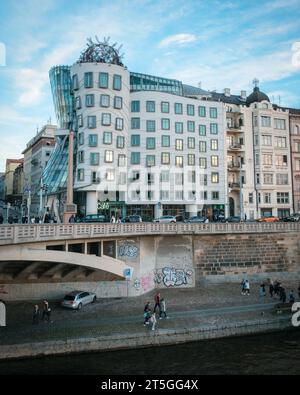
[
  {"left": 294, "top": 125, "right": 299, "bottom": 135},
  {"left": 262, "top": 103, "right": 268, "bottom": 109}
]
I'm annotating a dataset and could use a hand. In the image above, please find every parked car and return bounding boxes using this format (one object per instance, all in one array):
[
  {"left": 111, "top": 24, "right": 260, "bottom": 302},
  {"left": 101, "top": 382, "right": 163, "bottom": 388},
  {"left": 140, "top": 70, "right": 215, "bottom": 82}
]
[
  {"left": 153, "top": 215, "right": 177, "bottom": 223},
  {"left": 124, "top": 215, "right": 142, "bottom": 223},
  {"left": 186, "top": 216, "right": 207, "bottom": 223},
  {"left": 257, "top": 216, "right": 280, "bottom": 223},
  {"left": 61, "top": 291, "right": 96, "bottom": 310},
  {"left": 282, "top": 214, "right": 300, "bottom": 222},
  {"left": 225, "top": 216, "right": 241, "bottom": 223},
  {"left": 79, "top": 214, "right": 109, "bottom": 223}
]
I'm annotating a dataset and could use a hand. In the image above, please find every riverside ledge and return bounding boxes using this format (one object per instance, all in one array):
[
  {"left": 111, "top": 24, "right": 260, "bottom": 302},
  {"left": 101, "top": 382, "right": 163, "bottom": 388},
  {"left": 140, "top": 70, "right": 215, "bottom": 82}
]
[{"left": 0, "top": 316, "right": 292, "bottom": 361}]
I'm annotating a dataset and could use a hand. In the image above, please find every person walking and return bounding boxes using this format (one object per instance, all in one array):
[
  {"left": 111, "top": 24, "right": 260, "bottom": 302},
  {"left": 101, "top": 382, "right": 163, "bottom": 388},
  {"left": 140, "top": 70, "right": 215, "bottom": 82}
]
[
  {"left": 259, "top": 283, "right": 266, "bottom": 297},
  {"left": 8, "top": 215, "right": 13, "bottom": 224},
  {"left": 32, "top": 304, "right": 40, "bottom": 325},
  {"left": 269, "top": 279, "right": 274, "bottom": 298},
  {"left": 69, "top": 214, "right": 75, "bottom": 223},
  {"left": 110, "top": 215, "right": 116, "bottom": 224},
  {"left": 289, "top": 290, "right": 295, "bottom": 304},
  {"left": 42, "top": 300, "right": 52, "bottom": 323},
  {"left": 153, "top": 292, "right": 161, "bottom": 314},
  {"left": 150, "top": 312, "right": 157, "bottom": 331},
  {"left": 244, "top": 280, "right": 250, "bottom": 295},
  {"left": 280, "top": 288, "right": 287, "bottom": 303},
  {"left": 159, "top": 297, "right": 168, "bottom": 319},
  {"left": 0, "top": 213, "right": 3, "bottom": 224},
  {"left": 143, "top": 301, "right": 151, "bottom": 326},
  {"left": 240, "top": 279, "right": 246, "bottom": 295}
]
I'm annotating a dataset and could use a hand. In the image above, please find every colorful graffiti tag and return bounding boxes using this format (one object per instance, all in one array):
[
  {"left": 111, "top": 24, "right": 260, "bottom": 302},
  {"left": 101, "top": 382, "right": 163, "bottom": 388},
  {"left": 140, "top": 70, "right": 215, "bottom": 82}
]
[
  {"left": 154, "top": 267, "right": 193, "bottom": 287},
  {"left": 118, "top": 243, "right": 139, "bottom": 258}
]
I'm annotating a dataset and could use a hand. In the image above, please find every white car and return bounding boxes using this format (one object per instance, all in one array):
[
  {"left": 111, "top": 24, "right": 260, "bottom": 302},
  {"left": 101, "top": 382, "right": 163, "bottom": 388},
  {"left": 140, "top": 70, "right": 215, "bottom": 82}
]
[
  {"left": 61, "top": 290, "right": 96, "bottom": 310},
  {"left": 153, "top": 215, "right": 177, "bottom": 223}
]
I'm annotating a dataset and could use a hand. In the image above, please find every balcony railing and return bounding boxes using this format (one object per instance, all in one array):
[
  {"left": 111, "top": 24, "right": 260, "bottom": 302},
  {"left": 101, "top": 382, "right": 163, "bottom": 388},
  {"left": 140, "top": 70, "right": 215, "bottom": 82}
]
[
  {"left": 228, "top": 143, "right": 243, "bottom": 150},
  {"left": 228, "top": 182, "right": 241, "bottom": 190},
  {"left": 228, "top": 162, "right": 241, "bottom": 170}
]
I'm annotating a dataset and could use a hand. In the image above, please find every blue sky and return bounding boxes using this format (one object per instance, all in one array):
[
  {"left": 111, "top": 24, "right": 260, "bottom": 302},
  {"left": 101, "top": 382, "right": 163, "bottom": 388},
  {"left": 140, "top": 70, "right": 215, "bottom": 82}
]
[{"left": 0, "top": 0, "right": 300, "bottom": 171}]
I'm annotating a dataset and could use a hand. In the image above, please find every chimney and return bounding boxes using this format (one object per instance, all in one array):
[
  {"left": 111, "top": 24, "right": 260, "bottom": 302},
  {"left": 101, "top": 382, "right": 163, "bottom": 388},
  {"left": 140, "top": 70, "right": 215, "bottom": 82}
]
[
  {"left": 240, "top": 90, "right": 247, "bottom": 100},
  {"left": 224, "top": 88, "right": 230, "bottom": 97}
]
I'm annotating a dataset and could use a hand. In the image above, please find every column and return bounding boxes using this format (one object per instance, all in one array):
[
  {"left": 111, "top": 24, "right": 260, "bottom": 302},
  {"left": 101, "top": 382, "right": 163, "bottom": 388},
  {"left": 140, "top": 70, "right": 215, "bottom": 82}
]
[
  {"left": 86, "top": 191, "right": 98, "bottom": 215},
  {"left": 185, "top": 204, "right": 198, "bottom": 218}
]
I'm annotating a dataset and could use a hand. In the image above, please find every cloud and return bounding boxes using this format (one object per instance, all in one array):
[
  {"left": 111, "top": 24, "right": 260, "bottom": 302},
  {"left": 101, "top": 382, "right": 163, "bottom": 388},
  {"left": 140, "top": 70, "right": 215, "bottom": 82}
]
[{"left": 158, "top": 34, "right": 197, "bottom": 48}]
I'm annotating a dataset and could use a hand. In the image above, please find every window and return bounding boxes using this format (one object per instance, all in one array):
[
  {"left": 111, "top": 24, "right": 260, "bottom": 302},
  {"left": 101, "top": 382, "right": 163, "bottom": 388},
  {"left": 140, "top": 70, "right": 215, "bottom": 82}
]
[
  {"left": 263, "top": 173, "right": 273, "bottom": 184},
  {"left": 103, "top": 132, "right": 112, "bottom": 145},
  {"left": 105, "top": 150, "right": 114, "bottom": 163},
  {"left": 254, "top": 135, "right": 259, "bottom": 145},
  {"left": 146, "top": 155, "right": 155, "bottom": 167},
  {"left": 131, "top": 100, "right": 140, "bottom": 112},
  {"left": 78, "top": 115, "right": 83, "bottom": 127},
  {"left": 146, "top": 120, "right": 156, "bottom": 132},
  {"left": 174, "top": 103, "right": 183, "bottom": 114},
  {"left": 106, "top": 169, "right": 115, "bottom": 181},
  {"left": 78, "top": 151, "right": 84, "bottom": 163},
  {"left": 117, "top": 136, "right": 125, "bottom": 148},
  {"left": 90, "top": 152, "right": 99, "bottom": 166},
  {"left": 188, "top": 137, "right": 195, "bottom": 149},
  {"left": 78, "top": 132, "right": 84, "bottom": 145},
  {"left": 296, "top": 159, "right": 300, "bottom": 171},
  {"left": 161, "top": 102, "right": 169, "bottom": 113},
  {"left": 200, "top": 174, "right": 207, "bottom": 186},
  {"left": 210, "top": 123, "right": 218, "bottom": 134},
  {"left": 188, "top": 171, "right": 196, "bottom": 183},
  {"left": 100, "top": 94, "right": 110, "bottom": 107},
  {"left": 91, "top": 171, "right": 99, "bottom": 183},
  {"left": 99, "top": 72, "right": 108, "bottom": 88},
  {"left": 175, "top": 156, "right": 183, "bottom": 167},
  {"left": 175, "top": 173, "right": 184, "bottom": 185},
  {"left": 188, "top": 154, "right": 195, "bottom": 166},
  {"left": 264, "top": 193, "right": 271, "bottom": 204},
  {"left": 262, "top": 135, "right": 272, "bottom": 146},
  {"left": 161, "top": 135, "right": 170, "bottom": 147},
  {"left": 211, "top": 155, "right": 219, "bottom": 167},
  {"left": 261, "top": 116, "right": 271, "bottom": 127},
  {"left": 201, "top": 191, "right": 207, "bottom": 200},
  {"left": 276, "top": 174, "right": 288, "bottom": 185},
  {"left": 210, "top": 107, "right": 218, "bottom": 118},
  {"left": 115, "top": 118, "right": 124, "bottom": 131},
  {"left": 199, "top": 141, "right": 206, "bottom": 153},
  {"left": 161, "top": 171, "right": 170, "bottom": 182},
  {"left": 275, "top": 137, "right": 287, "bottom": 148},
  {"left": 187, "top": 121, "right": 195, "bottom": 132},
  {"left": 294, "top": 141, "right": 300, "bottom": 152},
  {"left": 198, "top": 106, "right": 206, "bottom": 117},
  {"left": 263, "top": 154, "right": 272, "bottom": 165},
  {"left": 114, "top": 96, "right": 122, "bottom": 109},
  {"left": 102, "top": 113, "right": 111, "bottom": 126},
  {"left": 161, "top": 118, "right": 170, "bottom": 130},
  {"left": 175, "top": 191, "right": 183, "bottom": 200},
  {"left": 72, "top": 74, "right": 79, "bottom": 90},
  {"left": 249, "top": 193, "right": 253, "bottom": 204},
  {"left": 131, "top": 134, "right": 140, "bottom": 146},
  {"left": 187, "top": 104, "right": 195, "bottom": 116},
  {"left": 211, "top": 139, "right": 218, "bottom": 150},
  {"left": 160, "top": 190, "right": 169, "bottom": 200},
  {"left": 175, "top": 139, "right": 183, "bottom": 151},
  {"left": 199, "top": 157, "right": 207, "bottom": 169},
  {"left": 277, "top": 192, "right": 289, "bottom": 204},
  {"left": 131, "top": 170, "right": 140, "bottom": 181},
  {"left": 131, "top": 152, "right": 140, "bottom": 164},
  {"left": 146, "top": 137, "right": 156, "bottom": 149},
  {"left": 85, "top": 94, "right": 94, "bottom": 107},
  {"left": 211, "top": 173, "right": 219, "bottom": 183},
  {"left": 75, "top": 96, "right": 82, "bottom": 109},
  {"left": 87, "top": 116, "right": 96, "bottom": 128},
  {"left": 146, "top": 101, "right": 155, "bottom": 112},
  {"left": 118, "top": 154, "right": 126, "bottom": 167},
  {"left": 131, "top": 117, "right": 140, "bottom": 129},
  {"left": 256, "top": 173, "right": 260, "bottom": 184},
  {"left": 161, "top": 152, "right": 170, "bottom": 164},
  {"left": 188, "top": 191, "right": 196, "bottom": 200},
  {"left": 84, "top": 72, "right": 93, "bottom": 88},
  {"left": 212, "top": 191, "right": 219, "bottom": 200},
  {"left": 88, "top": 134, "right": 98, "bottom": 147},
  {"left": 294, "top": 125, "right": 299, "bottom": 135},
  {"left": 77, "top": 169, "right": 84, "bottom": 181},
  {"left": 175, "top": 122, "right": 183, "bottom": 134},
  {"left": 275, "top": 155, "right": 288, "bottom": 166},
  {"left": 113, "top": 74, "right": 122, "bottom": 90},
  {"left": 274, "top": 118, "right": 286, "bottom": 130},
  {"left": 199, "top": 125, "right": 206, "bottom": 136}
]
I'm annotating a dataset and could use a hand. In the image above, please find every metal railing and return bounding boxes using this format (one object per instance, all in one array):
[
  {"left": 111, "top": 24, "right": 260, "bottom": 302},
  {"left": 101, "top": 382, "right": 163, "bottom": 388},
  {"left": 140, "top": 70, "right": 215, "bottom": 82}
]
[{"left": 0, "top": 222, "right": 299, "bottom": 245}]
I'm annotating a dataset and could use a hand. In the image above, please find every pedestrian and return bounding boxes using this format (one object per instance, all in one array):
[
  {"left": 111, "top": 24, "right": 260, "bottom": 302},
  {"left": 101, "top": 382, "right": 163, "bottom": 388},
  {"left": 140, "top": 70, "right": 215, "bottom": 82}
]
[
  {"left": 150, "top": 312, "right": 157, "bottom": 331},
  {"left": 274, "top": 281, "right": 281, "bottom": 296},
  {"left": 69, "top": 214, "right": 75, "bottom": 223},
  {"left": 241, "top": 279, "right": 246, "bottom": 295},
  {"left": 8, "top": 215, "right": 13, "bottom": 224},
  {"left": 159, "top": 297, "right": 168, "bottom": 319},
  {"left": 34, "top": 215, "right": 40, "bottom": 224},
  {"left": 153, "top": 291, "right": 161, "bottom": 314},
  {"left": 13, "top": 215, "right": 18, "bottom": 223},
  {"left": 289, "top": 290, "right": 295, "bottom": 304},
  {"left": 143, "top": 301, "right": 151, "bottom": 326},
  {"left": 244, "top": 280, "right": 250, "bottom": 295},
  {"left": 0, "top": 213, "right": 3, "bottom": 224},
  {"left": 32, "top": 304, "right": 40, "bottom": 325},
  {"left": 280, "top": 288, "right": 287, "bottom": 303},
  {"left": 259, "top": 283, "right": 266, "bottom": 297},
  {"left": 110, "top": 215, "right": 116, "bottom": 223},
  {"left": 42, "top": 300, "right": 52, "bottom": 322},
  {"left": 269, "top": 279, "right": 274, "bottom": 298}
]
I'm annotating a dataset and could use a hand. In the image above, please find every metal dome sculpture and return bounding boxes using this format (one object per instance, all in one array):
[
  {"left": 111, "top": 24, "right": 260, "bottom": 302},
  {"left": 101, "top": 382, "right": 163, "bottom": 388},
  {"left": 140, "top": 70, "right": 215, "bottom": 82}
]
[{"left": 77, "top": 36, "right": 124, "bottom": 66}]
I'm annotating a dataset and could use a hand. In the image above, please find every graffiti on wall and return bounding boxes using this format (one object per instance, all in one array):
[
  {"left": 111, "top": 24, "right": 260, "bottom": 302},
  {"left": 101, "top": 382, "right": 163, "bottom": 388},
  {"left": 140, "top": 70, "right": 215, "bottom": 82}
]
[
  {"left": 133, "top": 275, "right": 152, "bottom": 292},
  {"left": 118, "top": 242, "right": 139, "bottom": 258},
  {"left": 154, "top": 267, "right": 194, "bottom": 287}
]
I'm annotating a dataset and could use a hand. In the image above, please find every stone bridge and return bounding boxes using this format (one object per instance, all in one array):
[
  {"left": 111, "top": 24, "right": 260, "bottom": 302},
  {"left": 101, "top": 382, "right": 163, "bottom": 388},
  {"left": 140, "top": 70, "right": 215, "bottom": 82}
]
[{"left": 0, "top": 222, "right": 299, "bottom": 301}]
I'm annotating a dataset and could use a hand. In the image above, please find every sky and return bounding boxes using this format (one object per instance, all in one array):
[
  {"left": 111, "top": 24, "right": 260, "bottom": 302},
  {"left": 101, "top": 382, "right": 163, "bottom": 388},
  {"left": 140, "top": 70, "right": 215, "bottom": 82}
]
[{"left": 0, "top": 0, "right": 300, "bottom": 172}]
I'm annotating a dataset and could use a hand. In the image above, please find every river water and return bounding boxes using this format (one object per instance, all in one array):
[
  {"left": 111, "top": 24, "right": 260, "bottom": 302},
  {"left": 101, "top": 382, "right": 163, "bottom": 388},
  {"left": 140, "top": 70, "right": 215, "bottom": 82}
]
[{"left": 1, "top": 329, "right": 300, "bottom": 375}]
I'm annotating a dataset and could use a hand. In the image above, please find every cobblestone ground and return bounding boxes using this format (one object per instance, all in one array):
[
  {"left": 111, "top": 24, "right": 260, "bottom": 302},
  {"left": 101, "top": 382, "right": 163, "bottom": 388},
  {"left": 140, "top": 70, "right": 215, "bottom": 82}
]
[{"left": 1, "top": 281, "right": 299, "bottom": 346}]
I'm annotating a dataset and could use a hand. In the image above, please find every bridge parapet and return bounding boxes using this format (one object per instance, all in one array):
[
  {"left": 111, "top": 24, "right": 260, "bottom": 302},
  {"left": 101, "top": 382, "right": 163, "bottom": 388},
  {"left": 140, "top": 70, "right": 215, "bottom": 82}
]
[{"left": 0, "top": 222, "right": 299, "bottom": 246}]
